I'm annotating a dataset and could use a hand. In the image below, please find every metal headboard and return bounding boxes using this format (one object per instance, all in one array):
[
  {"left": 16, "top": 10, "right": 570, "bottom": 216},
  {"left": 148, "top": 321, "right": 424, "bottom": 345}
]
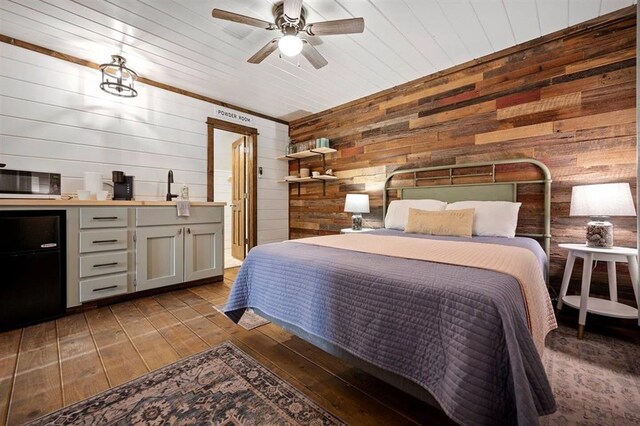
[{"left": 383, "top": 158, "right": 552, "bottom": 276}]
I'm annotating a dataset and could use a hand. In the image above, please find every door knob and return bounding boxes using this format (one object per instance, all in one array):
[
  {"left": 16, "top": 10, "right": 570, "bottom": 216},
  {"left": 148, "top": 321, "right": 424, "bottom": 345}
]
[
  {"left": 187, "top": 228, "right": 191, "bottom": 234},
  {"left": 178, "top": 228, "right": 182, "bottom": 235}
]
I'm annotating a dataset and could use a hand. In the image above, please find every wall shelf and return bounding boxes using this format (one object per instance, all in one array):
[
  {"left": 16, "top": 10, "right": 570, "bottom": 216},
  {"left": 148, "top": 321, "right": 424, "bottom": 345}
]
[
  {"left": 279, "top": 176, "right": 338, "bottom": 183},
  {"left": 278, "top": 148, "right": 337, "bottom": 196},
  {"left": 277, "top": 147, "right": 336, "bottom": 161}
]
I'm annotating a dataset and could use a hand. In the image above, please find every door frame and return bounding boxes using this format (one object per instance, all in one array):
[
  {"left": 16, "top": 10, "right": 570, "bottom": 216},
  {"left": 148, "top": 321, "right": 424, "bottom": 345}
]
[{"left": 206, "top": 117, "right": 258, "bottom": 252}]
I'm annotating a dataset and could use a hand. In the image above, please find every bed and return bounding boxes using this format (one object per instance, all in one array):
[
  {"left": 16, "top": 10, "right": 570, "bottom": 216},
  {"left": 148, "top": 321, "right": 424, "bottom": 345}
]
[{"left": 225, "top": 159, "right": 557, "bottom": 426}]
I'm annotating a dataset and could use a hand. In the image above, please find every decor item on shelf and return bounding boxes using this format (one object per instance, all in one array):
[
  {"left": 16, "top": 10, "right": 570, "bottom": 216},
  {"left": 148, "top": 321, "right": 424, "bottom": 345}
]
[
  {"left": 299, "top": 168, "right": 310, "bottom": 178},
  {"left": 570, "top": 182, "right": 636, "bottom": 248},
  {"left": 318, "top": 137, "right": 330, "bottom": 148},
  {"left": 99, "top": 55, "right": 138, "bottom": 98},
  {"left": 312, "top": 171, "right": 320, "bottom": 177},
  {"left": 286, "top": 141, "right": 296, "bottom": 155},
  {"left": 211, "top": 1, "right": 365, "bottom": 69},
  {"left": 344, "top": 193, "right": 370, "bottom": 231},
  {"left": 325, "top": 168, "right": 333, "bottom": 176}
]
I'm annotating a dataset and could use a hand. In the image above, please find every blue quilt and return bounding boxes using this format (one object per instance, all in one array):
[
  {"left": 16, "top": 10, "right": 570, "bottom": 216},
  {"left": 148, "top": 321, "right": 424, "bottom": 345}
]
[{"left": 225, "top": 232, "right": 556, "bottom": 425}]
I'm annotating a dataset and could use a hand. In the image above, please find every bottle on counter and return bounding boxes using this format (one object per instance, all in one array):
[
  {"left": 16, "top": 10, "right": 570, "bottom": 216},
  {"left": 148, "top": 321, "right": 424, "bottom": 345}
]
[{"left": 180, "top": 184, "right": 189, "bottom": 200}]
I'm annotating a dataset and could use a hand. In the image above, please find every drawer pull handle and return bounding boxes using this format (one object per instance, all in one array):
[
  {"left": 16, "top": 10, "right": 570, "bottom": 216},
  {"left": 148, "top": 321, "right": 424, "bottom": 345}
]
[
  {"left": 93, "top": 285, "right": 118, "bottom": 292},
  {"left": 93, "top": 216, "right": 119, "bottom": 220},
  {"left": 187, "top": 228, "right": 191, "bottom": 234},
  {"left": 93, "top": 262, "right": 118, "bottom": 268},
  {"left": 92, "top": 239, "right": 118, "bottom": 244}
]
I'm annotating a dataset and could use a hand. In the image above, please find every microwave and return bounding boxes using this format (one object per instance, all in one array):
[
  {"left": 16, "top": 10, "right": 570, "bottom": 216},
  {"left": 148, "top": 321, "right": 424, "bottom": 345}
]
[{"left": 0, "top": 169, "right": 62, "bottom": 199}]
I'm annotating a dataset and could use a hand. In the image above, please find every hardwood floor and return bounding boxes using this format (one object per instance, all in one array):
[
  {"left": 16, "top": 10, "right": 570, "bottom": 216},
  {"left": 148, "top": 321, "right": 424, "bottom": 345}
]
[{"left": 0, "top": 268, "right": 453, "bottom": 426}]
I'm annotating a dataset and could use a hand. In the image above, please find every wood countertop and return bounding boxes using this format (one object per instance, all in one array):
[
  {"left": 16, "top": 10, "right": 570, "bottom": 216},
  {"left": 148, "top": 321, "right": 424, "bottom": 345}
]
[{"left": 0, "top": 199, "right": 226, "bottom": 207}]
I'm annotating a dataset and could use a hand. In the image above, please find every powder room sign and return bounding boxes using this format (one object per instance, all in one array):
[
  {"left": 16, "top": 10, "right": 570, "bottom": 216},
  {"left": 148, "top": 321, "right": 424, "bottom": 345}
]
[{"left": 213, "top": 107, "right": 252, "bottom": 125}]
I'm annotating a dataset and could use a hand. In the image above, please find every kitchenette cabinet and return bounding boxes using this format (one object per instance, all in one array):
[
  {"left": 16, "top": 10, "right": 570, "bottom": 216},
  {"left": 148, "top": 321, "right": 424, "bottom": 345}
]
[
  {"left": 0, "top": 200, "right": 225, "bottom": 310},
  {"left": 135, "top": 207, "right": 224, "bottom": 292},
  {"left": 135, "top": 225, "right": 184, "bottom": 291},
  {"left": 78, "top": 207, "right": 132, "bottom": 302}
]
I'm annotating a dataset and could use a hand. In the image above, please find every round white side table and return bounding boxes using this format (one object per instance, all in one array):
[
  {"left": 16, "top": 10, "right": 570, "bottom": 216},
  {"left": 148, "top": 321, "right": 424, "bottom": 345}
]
[{"left": 557, "top": 243, "right": 639, "bottom": 339}]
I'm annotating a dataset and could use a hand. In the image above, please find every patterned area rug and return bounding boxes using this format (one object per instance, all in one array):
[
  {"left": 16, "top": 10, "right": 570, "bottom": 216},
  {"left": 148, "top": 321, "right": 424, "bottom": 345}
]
[
  {"left": 214, "top": 304, "right": 270, "bottom": 330},
  {"left": 25, "top": 342, "right": 343, "bottom": 426},
  {"left": 542, "top": 325, "right": 640, "bottom": 425}
]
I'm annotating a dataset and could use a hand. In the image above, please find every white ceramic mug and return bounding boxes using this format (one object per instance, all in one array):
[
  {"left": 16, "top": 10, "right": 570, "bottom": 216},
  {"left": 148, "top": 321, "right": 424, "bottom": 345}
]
[
  {"left": 312, "top": 171, "right": 320, "bottom": 177},
  {"left": 96, "top": 190, "right": 109, "bottom": 201},
  {"left": 77, "top": 190, "right": 91, "bottom": 200}
]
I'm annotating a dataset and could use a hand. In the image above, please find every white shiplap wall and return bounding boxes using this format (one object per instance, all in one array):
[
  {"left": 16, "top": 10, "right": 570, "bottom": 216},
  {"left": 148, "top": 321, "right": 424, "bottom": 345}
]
[{"left": 0, "top": 43, "right": 289, "bottom": 246}]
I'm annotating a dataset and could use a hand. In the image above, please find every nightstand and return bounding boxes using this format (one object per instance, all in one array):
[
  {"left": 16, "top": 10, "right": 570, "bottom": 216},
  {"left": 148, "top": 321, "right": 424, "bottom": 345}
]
[
  {"left": 557, "top": 243, "right": 639, "bottom": 338},
  {"left": 340, "top": 228, "right": 375, "bottom": 234}
]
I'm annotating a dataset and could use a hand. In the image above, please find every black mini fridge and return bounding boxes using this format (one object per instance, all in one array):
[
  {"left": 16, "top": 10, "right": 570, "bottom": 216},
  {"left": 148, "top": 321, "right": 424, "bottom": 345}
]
[{"left": 0, "top": 210, "right": 66, "bottom": 331}]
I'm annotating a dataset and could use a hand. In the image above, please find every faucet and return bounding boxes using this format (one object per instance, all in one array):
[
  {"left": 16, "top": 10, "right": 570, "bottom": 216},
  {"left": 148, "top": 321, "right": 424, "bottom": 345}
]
[{"left": 166, "top": 170, "right": 178, "bottom": 201}]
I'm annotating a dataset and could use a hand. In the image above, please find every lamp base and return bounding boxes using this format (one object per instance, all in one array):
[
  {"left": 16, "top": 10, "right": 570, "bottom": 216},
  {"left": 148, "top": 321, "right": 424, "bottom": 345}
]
[
  {"left": 351, "top": 213, "right": 363, "bottom": 231},
  {"left": 586, "top": 217, "right": 613, "bottom": 248}
]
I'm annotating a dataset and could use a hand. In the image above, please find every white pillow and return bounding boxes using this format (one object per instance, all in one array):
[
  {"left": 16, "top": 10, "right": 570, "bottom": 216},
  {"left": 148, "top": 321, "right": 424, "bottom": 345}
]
[
  {"left": 446, "top": 201, "right": 522, "bottom": 238},
  {"left": 385, "top": 199, "right": 447, "bottom": 230}
]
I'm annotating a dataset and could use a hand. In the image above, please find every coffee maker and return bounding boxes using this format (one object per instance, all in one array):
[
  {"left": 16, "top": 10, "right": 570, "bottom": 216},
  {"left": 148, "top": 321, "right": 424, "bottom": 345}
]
[{"left": 112, "top": 171, "right": 134, "bottom": 200}]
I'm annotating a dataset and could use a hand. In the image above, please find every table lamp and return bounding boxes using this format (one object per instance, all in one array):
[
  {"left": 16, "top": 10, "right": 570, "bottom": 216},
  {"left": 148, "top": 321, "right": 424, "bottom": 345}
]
[
  {"left": 344, "top": 194, "right": 370, "bottom": 231},
  {"left": 570, "top": 182, "right": 636, "bottom": 248}
]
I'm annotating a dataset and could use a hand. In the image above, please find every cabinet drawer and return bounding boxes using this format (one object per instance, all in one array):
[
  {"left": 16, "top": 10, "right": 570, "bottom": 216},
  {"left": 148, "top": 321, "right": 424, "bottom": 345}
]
[
  {"left": 80, "top": 273, "right": 128, "bottom": 302},
  {"left": 80, "top": 207, "right": 128, "bottom": 229},
  {"left": 80, "top": 229, "right": 128, "bottom": 253},
  {"left": 136, "top": 206, "right": 222, "bottom": 226},
  {"left": 80, "top": 251, "right": 127, "bottom": 278}
]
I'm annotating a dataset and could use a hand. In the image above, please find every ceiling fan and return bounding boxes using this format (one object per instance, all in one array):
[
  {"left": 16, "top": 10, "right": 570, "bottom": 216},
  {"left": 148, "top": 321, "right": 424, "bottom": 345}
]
[{"left": 211, "top": 0, "right": 365, "bottom": 69}]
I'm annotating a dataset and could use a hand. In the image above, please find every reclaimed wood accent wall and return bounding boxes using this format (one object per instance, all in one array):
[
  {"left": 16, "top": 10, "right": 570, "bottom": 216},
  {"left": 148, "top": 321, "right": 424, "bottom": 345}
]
[{"left": 288, "top": 7, "right": 637, "bottom": 299}]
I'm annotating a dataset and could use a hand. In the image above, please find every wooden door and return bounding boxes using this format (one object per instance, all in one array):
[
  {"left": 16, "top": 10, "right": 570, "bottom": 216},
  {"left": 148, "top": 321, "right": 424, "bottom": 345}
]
[
  {"left": 184, "top": 223, "right": 223, "bottom": 281},
  {"left": 231, "top": 137, "right": 246, "bottom": 260},
  {"left": 135, "top": 225, "right": 184, "bottom": 291}
]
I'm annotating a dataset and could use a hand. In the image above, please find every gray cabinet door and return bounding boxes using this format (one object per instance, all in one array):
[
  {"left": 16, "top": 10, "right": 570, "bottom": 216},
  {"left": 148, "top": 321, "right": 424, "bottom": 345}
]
[
  {"left": 184, "top": 223, "right": 223, "bottom": 282},
  {"left": 136, "top": 225, "right": 184, "bottom": 291}
]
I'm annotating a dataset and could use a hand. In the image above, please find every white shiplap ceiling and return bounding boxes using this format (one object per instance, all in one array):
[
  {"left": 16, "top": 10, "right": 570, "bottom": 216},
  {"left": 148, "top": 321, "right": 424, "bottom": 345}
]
[{"left": 0, "top": 0, "right": 636, "bottom": 121}]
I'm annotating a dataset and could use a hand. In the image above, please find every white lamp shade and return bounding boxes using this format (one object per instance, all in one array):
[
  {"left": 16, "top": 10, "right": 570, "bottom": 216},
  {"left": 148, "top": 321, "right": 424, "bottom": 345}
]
[
  {"left": 344, "top": 194, "right": 370, "bottom": 213},
  {"left": 570, "top": 183, "right": 636, "bottom": 217},
  {"left": 278, "top": 35, "right": 303, "bottom": 57}
]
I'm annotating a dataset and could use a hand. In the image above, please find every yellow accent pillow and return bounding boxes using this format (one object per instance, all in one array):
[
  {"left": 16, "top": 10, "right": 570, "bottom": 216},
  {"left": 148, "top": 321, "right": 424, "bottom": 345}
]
[{"left": 404, "top": 208, "right": 475, "bottom": 237}]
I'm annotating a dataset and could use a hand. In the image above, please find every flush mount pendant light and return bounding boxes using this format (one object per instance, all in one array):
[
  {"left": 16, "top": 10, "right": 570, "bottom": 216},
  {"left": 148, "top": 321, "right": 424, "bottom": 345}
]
[
  {"left": 99, "top": 55, "right": 138, "bottom": 98},
  {"left": 278, "top": 34, "right": 303, "bottom": 57}
]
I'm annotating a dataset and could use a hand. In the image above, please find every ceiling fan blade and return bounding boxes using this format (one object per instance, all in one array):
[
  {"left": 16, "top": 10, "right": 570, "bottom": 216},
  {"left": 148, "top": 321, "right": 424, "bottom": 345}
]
[
  {"left": 212, "top": 9, "right": 275, "bottom": 30},
  {"left": 301, "top": 40, "right": 328, "bottom": 69},
  {"left": 305, "top": 18, "right": 365, "bottom": 36},
  {"left": 283, "top": 0, "right": 304, "bottom": 22},
  {"left": 247, "top": 39, "right": 280, "bottom": 64}
]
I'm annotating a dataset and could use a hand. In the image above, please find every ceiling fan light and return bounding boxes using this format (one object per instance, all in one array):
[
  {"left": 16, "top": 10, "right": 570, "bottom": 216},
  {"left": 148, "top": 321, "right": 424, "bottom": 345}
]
[{"left": 278, "top": 35, "right": 303, "bottom": 57}]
